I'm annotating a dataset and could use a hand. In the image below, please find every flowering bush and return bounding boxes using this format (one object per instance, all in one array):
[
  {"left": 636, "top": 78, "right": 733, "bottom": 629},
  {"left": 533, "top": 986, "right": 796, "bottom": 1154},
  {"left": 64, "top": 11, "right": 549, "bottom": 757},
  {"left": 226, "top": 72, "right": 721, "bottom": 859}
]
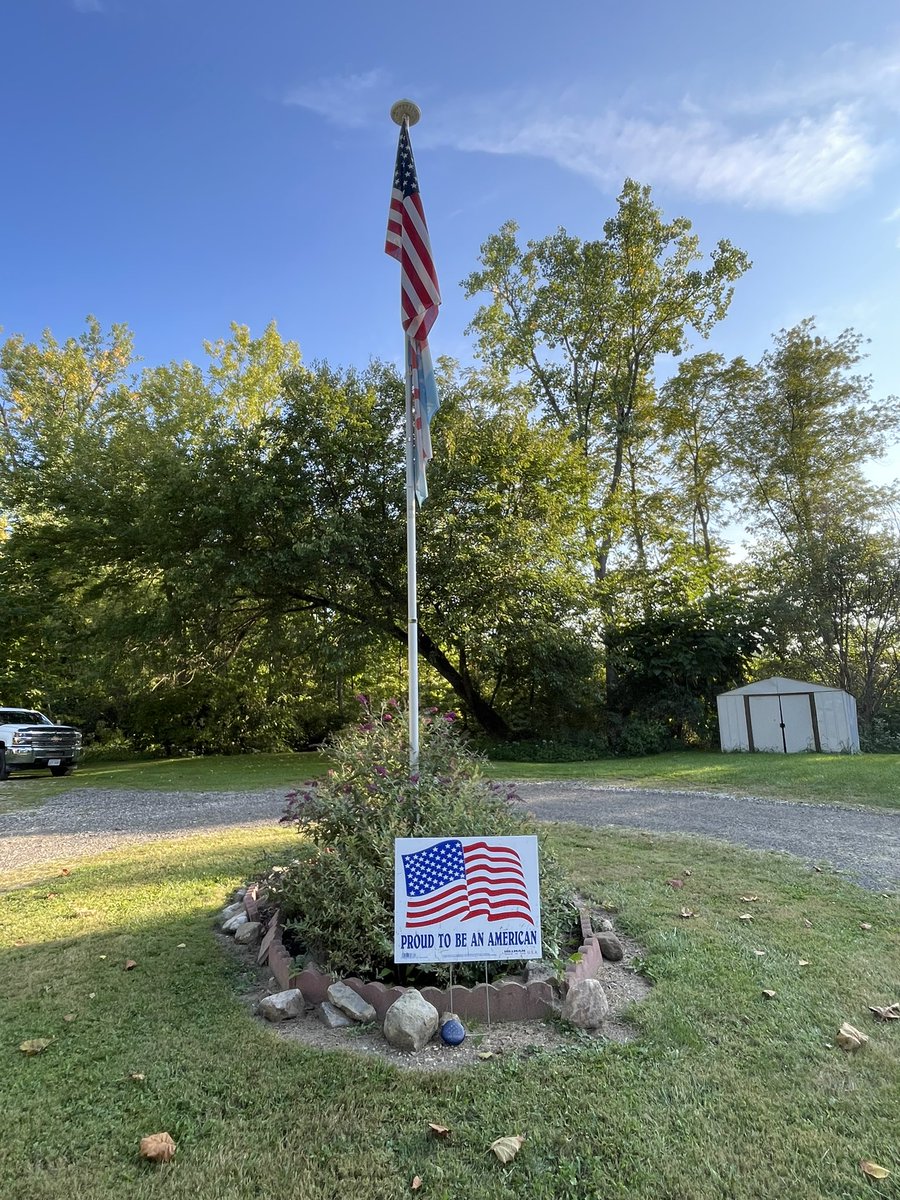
[{"left": 267, "top": 698, "right": 575, "bottom": 985}]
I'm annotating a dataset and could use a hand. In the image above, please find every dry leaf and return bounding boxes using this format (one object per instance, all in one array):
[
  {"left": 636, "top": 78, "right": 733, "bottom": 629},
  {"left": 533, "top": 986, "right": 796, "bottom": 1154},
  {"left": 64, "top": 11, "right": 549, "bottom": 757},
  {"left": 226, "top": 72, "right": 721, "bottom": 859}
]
[
  {"left": 740, "top": 895, "right": 759, "bottom": 903},
  {"left": 738, "top": 913, "right": 754, "bottom": 922},
  {"left": 63, "top": 1013, "right": 77, "bottom": 1023},
  {"left": 761, "top": 989, "right": 777, "bottom": 999},
  {"left": 683, "top": 869, "right": 692, "bottom": 877},
  {"left": 99, "top": 955, "right": 107, "bottom": 960},
  {"left": 60, "top": 868, "right": 71, "bottom": 876},
  {"left": 139, "top": 1132, "right": 176, "bottom": 1163},
  {"left": 753, "top": 949, "right": 766, "bottom": 957},
  {"left": 427, "top": 1123, "right": 450, "bottom": 1140},
  {"left": 411, "top": 1177, "right": 423, "bottom": 1191},
  {"left": 129, "top": 1072, "right": 146, "bottom": 1082},
  {"left": 478, "top": 1051, "right": 495, "bottom": 1060},
  {"left": 176, "top": 943, "right": 187, "bottom": 949},
  {"left": 803, "top": 918, "right": 813, "bottom": 929},
  {"left": 88, "top": 992, "right": 96, "bottom": 999},
  {"left": 798, "top": 960, "right": 811, "bottom": 967},
  {"left": 678, "top": 908, "right": 696, "bottom": 919},
  {"left": 813, "top": 865, "right": 822, "bottom": 872},
  {"left": 489, "top": 1134, "right": 525, "bottom": 1164},
  {"left": 860, "top": 1160, "right": 890, "bottom": 1180},
  {"left": 666, "top": 878, "right": 684, "bottom": 889},
  {"left": 19, "top": 1038, "right": 52, "bottom": 1055},
  {"left": 124, "top": 960, "right": 138, "bottom": 971},
  {"left": 836, "top": 1022, "right": 869, "bottom": 1051},
  {"left": 860, "top": 923, "right": 872, "bottom": 931},
  {"left": 868, "top": 1003, "right": 900, "bottom": 1021}
]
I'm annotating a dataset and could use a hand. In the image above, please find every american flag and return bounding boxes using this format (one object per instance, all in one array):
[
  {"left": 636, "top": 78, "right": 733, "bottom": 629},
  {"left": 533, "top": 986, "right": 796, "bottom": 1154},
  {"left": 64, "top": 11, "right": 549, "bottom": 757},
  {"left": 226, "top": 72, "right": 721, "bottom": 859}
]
[
  {"left": 402, "top": 839, "right": 534, "bottom": 928},
  {"left": 385, "top": 120, "right": 441, "bottom": 503}
]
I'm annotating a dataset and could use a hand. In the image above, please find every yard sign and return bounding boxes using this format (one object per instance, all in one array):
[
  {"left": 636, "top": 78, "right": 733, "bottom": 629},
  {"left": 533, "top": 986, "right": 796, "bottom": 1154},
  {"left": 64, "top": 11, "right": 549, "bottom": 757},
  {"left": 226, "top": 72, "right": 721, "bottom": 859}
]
[{"left": 394, "top": 835, "right": 542, "bottom": 964}]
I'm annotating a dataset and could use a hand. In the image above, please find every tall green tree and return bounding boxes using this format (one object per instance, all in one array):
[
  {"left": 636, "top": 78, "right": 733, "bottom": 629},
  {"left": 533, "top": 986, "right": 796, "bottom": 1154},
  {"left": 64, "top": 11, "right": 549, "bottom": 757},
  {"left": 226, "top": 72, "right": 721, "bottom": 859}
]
[{"left": 462, "top": 179, "right": 751, "bottom": 579}]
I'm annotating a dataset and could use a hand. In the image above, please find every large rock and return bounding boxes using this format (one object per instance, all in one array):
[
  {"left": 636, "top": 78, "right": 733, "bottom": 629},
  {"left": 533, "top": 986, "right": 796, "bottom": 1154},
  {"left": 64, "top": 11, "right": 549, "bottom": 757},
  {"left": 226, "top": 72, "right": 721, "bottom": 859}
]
[
  {"left": 382, "top": 990, "right": 439, "bottom": 1051},
  {"left": 525, "top": 959, "right": 557, "bottom": 986},
  {"left": 222, "top": 911, "right": 249, "bottom": 934},
  {"left": 597, "top": 932, "right": 624, "bottom": 961},
  {"left": 563, "top": 978, "right": 610, "bottom": 1029},
  {"left": 234, "top": 921, "right": 262, "bottom": 946},
  {"left": 216, "top": 902, "right": 244, "bottom": 927},
  {"left": 257, "top": 988, "right": 305, "bottom": 1022},
  {"left": 319, "top": 1001, "right": 354, "bottom": 1030},
  {"left": 327, "top": 981, "right": 377, "bottom": 1023}
]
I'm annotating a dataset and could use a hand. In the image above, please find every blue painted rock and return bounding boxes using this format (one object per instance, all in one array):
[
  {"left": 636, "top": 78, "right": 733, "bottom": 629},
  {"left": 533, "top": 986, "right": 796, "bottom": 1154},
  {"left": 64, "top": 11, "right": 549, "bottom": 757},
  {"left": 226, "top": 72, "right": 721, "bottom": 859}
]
[{"left": 440, "top": 1018, "right": 466, "bottom": 1046}]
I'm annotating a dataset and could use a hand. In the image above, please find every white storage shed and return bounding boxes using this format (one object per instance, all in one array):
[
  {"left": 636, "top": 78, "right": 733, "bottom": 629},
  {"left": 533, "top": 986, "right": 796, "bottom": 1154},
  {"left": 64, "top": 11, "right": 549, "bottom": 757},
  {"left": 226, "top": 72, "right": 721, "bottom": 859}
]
[{"left": 717, "top": 677, "right": 860, "bottom": 754}]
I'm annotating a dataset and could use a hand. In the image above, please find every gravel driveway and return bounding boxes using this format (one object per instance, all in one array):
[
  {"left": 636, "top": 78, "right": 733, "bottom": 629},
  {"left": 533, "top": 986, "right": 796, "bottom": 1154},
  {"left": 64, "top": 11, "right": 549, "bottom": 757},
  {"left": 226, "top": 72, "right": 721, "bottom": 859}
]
[
  {"left": 1, "top": 782, "right": 898, "bottom": 892},
  {"left": 516, "top": 782, "right": 900, "bottom": 893}
]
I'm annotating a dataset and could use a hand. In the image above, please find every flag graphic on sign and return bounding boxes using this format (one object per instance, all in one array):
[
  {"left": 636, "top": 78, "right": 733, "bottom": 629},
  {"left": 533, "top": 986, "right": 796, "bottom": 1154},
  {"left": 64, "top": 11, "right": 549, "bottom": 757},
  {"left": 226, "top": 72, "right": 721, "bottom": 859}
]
[
  {"left": 385, "top": 120, "right": 441, "bottom": 503},
  {"left": 402, "top": 839, "right": 534, "bottom": 928}
]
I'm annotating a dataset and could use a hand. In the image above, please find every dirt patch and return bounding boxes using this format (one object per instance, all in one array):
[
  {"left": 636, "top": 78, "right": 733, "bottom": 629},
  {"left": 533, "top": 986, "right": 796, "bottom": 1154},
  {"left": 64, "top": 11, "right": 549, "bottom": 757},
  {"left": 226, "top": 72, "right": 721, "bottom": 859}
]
[{"left": 221, "top": 910, "right": 652, "bottom": 1072}]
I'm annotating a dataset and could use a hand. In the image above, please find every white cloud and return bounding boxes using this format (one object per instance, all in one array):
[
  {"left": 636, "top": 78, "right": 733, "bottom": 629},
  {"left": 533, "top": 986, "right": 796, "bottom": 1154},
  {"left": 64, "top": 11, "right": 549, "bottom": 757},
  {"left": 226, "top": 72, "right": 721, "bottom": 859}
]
[
  {"left": 441, "top": 103, "right": 882, "bottom": 213},
  {"left": 729, "top": 42, "right": 900, "bottom": 116},
  {"left": 283, "top": 69, "right": 390, "bottom": 128},
  {"left": 885, "top": 204, "right": 900, "bottom": 222}
]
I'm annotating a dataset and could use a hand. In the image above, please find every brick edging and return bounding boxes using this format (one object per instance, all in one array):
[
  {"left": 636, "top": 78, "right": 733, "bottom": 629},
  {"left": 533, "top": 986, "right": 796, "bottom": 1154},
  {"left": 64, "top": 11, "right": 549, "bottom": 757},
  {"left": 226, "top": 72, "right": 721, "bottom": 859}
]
[{"left": 242, "top": 884, "right": 603, "bottom": 1023}]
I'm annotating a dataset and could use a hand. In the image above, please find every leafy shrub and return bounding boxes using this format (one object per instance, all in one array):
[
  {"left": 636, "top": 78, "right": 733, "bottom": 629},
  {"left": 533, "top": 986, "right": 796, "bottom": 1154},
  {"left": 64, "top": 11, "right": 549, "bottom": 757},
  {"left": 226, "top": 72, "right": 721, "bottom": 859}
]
[
  {"left": 611, "top": 715, "right": 674, "bottom": 757},
  {"left": 266, "top": 698, "right": 576, "bottom": 986}
]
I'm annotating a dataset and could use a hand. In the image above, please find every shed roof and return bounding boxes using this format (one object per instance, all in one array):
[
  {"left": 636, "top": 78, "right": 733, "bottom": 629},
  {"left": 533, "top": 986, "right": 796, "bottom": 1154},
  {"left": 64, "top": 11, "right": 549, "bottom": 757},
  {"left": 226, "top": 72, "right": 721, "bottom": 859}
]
[{"left": 718, "top": 676, "right": 844, "bottom": 698}]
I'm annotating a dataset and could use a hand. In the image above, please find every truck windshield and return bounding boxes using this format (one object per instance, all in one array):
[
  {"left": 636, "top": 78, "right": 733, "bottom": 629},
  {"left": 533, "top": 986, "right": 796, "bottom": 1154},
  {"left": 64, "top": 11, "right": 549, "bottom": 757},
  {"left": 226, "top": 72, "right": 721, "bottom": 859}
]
[{"left": 0, "top": 710, "right": 49, "bottom": 724}]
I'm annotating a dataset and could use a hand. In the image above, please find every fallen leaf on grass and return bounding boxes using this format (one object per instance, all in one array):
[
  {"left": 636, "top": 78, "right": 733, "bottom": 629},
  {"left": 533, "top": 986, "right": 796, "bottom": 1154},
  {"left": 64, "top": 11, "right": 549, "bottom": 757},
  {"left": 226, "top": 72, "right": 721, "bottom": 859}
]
[
  {"left": 59, "top": 868, "right": 71, "bottom": 876},
  {"left": 683, "top": 869, "right": 693, "bottom": 877},
  {"left": 98, "top": 955, "right": 107, "bottom": 960},
  {"left": 139, "top": 1132, "right": 176, "bottom": 1163},
  {"left": 860, "top": 923, "right": 873, "bottom": 931},
  {"left": 88, "top": 992, "right": 96, "bottom": 999},
  {"left": 803, "top": 919, "right": 813, "bottom": 929},
  {"left": 836, "top": 1022, "right": 869, "bottom": 1051},
  {"left": 860, "top": 1160, "right": 890, "bottom": 1180},
  {"left": 666, "top": 879, "right": 684, "bottom": 890},
  {"left": 129, "top": 1072, "right": 146, "bottom": 1082},
  {"left": 740, "top": 895, "right": 759, "bottom": 903},
  {"left": 427, "top": 1124, "right": 450, "bottom": 1139},
  {"left": 761, "top": 989, "right": 777, "bottom": 999},
  {"left": 813, "top": 866, "right": 822, "bottom": 872},
  {"left": 678, "top": 908, "right": 696, "bottom": 919},
  {"left": 753, "top": 949, "right": 766, "bottom": 957},
  {"left": 176, "top": 943, "right": 187, "bottom": 949},
  {"left": 478, "top": 1051, "right": 495, "bottom": 1060},
  {"left": 738, "top": 913, "right": 754, "bottom": 922},
  {"left": 19, "top": 1039, "right": 53, "bottom": 1055},
  {"left": 489, "top": 1134, "right": 525, "bottom": 1164},
  {"left": 868, "top": 1003, "right": 900, "bottom": 1021},
  {"left": 123, "top": 960, "right": 138, "bottom": 971},
  {"left": 798, "top": 960, "right": 811, "bottom": 967},
  {"left": 63, "top": 1014, "right": 77, "bottom": 1023},
  {"left": 411, "top": 1176, "right": 422, "bottom": 1191}
]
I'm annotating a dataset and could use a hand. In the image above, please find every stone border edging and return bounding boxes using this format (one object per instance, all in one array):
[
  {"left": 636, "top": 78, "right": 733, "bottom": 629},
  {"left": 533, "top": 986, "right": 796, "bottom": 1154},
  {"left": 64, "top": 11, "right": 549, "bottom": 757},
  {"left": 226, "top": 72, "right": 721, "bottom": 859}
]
[{"left": 242, "top": 884, "right": 604, "bottom": 1022}]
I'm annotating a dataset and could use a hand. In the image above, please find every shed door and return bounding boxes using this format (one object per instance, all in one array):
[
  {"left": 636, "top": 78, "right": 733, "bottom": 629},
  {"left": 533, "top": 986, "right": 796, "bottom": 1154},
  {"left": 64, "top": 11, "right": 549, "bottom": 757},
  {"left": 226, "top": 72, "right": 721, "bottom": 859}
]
[
  {"left": 748, "top": 696, "right": 784, "bottom": 752},
  {"left": 780, "top": 693, "right": 816, "bottom": 752}
]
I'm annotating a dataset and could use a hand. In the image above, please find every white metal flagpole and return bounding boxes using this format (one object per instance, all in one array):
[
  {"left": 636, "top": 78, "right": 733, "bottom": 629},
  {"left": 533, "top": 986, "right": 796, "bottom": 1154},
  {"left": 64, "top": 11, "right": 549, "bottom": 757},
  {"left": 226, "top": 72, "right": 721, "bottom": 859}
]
[
  {"left": 404, "top": 334, "right": 420, "bottom": 772},
  {"left": 390, "top": 97, "right": 425, "bottom": 773}
]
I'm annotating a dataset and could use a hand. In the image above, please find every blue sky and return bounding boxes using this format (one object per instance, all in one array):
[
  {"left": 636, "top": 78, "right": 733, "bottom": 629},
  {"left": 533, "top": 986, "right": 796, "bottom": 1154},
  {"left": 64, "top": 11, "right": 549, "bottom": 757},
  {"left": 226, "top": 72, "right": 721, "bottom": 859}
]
[{"left": 2, "top": 1, "right": 899, "bottom": 482}]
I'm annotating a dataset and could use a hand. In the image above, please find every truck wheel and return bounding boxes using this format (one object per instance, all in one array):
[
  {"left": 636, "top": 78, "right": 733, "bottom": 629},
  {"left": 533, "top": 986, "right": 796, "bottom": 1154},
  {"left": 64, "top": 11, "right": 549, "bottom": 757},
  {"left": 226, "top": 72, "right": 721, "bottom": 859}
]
[
  {"left": 0, "top": 749, "right": 9, "bottom": 782},
  {"left": 50, "top": 765, "right": 72, "bottom": 777}
]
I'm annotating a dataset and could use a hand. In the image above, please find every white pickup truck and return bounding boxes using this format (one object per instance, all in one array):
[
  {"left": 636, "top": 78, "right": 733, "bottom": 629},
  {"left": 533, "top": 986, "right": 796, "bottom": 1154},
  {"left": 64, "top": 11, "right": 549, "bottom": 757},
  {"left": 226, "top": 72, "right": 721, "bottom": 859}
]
[{"left": 0, "top": 707, "right": 83, "bottom": 780}]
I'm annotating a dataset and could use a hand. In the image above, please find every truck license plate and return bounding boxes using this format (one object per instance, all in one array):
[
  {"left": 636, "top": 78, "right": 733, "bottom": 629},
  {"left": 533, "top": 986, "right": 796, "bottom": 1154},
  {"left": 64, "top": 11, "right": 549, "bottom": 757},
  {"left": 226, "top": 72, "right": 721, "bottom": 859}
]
[{"left": 49, "top": 759, "right": 61, "bottom": 766}]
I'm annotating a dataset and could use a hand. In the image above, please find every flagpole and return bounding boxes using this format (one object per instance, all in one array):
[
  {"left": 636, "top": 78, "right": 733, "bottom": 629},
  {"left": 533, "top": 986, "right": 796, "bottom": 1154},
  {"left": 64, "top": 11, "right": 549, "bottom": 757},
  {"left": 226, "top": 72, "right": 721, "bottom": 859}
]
[
  {"left": 391, "top": 99, "right": 423, "bottom": 772},
  {"left": 404, "top": 333, "right": 420, "bottom": 772}
]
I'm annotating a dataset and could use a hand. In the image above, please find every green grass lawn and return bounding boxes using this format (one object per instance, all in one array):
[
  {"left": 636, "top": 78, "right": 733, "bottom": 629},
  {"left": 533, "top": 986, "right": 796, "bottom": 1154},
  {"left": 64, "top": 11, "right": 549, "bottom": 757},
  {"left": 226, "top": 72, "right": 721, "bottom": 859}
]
[
  {"left": 1, "top": 825, "right": 898, "bottom": 1199},
  {"left": 2, "top": 748, "right": 899, "bottom": 817}
]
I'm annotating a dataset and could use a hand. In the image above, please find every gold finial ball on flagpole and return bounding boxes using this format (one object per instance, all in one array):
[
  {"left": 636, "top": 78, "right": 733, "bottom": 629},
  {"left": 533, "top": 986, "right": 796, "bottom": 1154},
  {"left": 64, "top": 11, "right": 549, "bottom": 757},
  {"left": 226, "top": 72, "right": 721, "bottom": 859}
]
[{"left": 390, "top": 99, "right": 421, "bottom": 126}]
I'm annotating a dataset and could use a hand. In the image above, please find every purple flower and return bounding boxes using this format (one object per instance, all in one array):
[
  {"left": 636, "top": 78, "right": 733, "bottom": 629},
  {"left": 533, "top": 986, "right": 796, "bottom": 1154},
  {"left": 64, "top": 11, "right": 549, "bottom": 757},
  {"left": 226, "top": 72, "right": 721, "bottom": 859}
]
[
  {"left": 387, "top": 697, "right": 400, "bottom": 709},
  {"left": 360, "top": 722, "right": 374, "bottom": 732},
  {"left": 443, "top": 711, "right": 459, "bottom": 722},
  {"left": 354, "top": 693, "right": 370, "bottom": 707},
  {"left": 409, "top": 773, "right": 420, "bottom": 784},
  {"left": 374, "top": 765, "right": 387, "bottom": 778},
  {"left": 382, "top": 713, "right": 393, "bottom": 723}
]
